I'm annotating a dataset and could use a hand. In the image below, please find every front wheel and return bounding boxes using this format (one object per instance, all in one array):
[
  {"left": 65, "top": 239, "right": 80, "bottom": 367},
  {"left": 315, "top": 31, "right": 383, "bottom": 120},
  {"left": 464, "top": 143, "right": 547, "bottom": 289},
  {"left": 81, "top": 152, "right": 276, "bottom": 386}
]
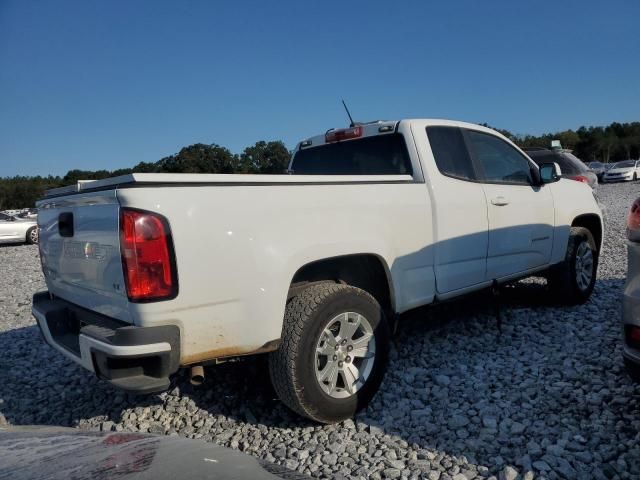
[
  {"left": 269, "top": 283, "right": 389, "bottom": 423},
  {"left": 547, "top": 227, "right": 598, "bottom": 305},
  {"left": 26, "top": 227, "right": 38, "bottom": 244}
]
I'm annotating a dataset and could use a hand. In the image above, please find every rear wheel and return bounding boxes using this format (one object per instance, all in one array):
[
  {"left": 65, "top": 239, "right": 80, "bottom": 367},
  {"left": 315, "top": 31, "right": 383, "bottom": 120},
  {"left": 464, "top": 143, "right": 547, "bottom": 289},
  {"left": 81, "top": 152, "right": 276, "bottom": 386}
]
[
  {"left": 548, "top": 227, "right": 598, "bottom": 304},
  {"left": 269, "top": 283, "right": 389, "bottom": 423},
  {"left": 26, "top": 227, "right": 38, "bottom": 244}
]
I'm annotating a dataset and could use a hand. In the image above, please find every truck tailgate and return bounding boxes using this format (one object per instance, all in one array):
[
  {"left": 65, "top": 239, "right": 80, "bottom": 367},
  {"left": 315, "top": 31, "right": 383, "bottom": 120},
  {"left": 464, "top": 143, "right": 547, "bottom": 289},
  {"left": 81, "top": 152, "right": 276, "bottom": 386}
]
[{"left": 37, "top": 190, "right": 132, "bottom": 323}]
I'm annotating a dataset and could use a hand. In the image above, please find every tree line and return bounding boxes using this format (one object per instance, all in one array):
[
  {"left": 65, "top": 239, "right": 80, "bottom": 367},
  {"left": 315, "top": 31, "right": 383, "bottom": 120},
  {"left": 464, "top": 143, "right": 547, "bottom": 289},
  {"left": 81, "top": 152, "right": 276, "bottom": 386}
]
[
  {"left": 2, "top": 121, "right": 639, "bottom": 209},
  {"left": 0, "top": 140, "right": 290, "bottom": 209}
]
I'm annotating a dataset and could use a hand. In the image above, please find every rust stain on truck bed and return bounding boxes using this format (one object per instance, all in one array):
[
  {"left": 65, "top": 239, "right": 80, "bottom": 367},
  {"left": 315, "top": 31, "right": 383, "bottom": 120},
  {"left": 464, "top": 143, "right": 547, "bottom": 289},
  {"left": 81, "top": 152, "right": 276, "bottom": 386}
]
[{"left": 181, "top": 339, "right": 280, "bottom": 365}]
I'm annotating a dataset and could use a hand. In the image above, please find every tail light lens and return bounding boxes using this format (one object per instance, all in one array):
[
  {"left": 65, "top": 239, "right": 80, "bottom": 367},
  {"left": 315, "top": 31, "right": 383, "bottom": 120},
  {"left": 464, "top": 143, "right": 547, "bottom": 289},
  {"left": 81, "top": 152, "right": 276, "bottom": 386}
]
[
  {"left": 325, "top": 126, "right": 363, "bottom": 143},
  {"left": 120, "top": 208, "right": 177, "bottom": 302},
  {"left": 628, "top": 198, "right": 640, "bottom": 242},
  {"left": 570, "top": 175, "right": 590, "bottom": 184}
]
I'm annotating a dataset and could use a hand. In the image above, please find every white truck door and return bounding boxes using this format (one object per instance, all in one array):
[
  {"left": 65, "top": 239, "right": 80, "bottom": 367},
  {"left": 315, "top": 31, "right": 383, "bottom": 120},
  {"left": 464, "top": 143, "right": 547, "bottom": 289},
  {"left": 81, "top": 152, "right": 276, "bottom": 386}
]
[
  {"left": 464, "top": 129, "right": 554, "bottom": 279},
  {"left": 418, "top": 125, "right": 489, "bottom": 294}
]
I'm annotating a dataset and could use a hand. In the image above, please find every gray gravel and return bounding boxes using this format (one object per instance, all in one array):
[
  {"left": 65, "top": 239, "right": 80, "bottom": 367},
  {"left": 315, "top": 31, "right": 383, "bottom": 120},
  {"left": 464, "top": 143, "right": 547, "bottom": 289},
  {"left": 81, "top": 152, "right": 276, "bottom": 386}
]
[{"left": 1, "top": 182, "right": 640, "bottom": 480}]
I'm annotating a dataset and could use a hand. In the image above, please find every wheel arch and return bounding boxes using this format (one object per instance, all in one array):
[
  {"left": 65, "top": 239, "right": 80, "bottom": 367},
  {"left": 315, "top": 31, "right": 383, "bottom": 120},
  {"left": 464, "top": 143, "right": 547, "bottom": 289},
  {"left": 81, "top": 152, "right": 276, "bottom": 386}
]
[
  {"left": 571, "top": 214, "right": 603, "bottom": 252},
  {"left": 288, "top": 253, "right": 396, "bottom": 316},
  {"left": 25, "top": 225, "right": 37, "bottom": 243}
]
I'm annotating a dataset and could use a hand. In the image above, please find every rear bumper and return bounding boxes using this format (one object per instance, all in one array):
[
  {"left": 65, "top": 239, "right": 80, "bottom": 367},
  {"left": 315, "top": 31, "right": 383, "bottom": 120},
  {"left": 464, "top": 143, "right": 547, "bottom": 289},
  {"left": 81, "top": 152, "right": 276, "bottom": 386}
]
[{"left": 32, "top": 291, "right": 180, "bottom": 394}]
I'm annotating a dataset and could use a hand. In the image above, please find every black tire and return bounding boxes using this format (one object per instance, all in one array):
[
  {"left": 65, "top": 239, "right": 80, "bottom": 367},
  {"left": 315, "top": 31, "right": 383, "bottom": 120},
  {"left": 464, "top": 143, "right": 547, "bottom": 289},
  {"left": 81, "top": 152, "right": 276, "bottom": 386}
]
[
  {"left": 26, "top": 226, "right": 38, "bottom": 245},
  {"left": 547, "top": 226, "right": 598, "bottom": 305},
  {"left": 269, "top": 283, "right": 389, "bottom": 423},
  {"left": 624, "top": 357, "right": 640, "bottom": 383},
  {"left": 634, "top": 173, "right": 638, "bottom": 181}
]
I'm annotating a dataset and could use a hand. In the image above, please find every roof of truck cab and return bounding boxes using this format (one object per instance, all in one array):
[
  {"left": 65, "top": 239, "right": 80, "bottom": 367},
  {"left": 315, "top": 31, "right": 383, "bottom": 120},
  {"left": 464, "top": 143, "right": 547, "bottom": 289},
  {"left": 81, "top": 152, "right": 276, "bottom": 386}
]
[{"left": 297, "top": 119, "right": 511, "bottom": 150}]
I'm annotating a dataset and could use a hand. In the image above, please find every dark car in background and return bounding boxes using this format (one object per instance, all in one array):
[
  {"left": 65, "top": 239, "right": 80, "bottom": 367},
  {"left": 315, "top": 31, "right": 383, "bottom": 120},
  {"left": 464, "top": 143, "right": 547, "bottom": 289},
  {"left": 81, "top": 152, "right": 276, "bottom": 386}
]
[
  {"left": 588, "top": 161, "right": 607, "bottom": 181},
  {"left": 525, "top": 148, "right": 598, "bottom": 189},
  {"left": 623, "top": 197, "right": 640, "bottom": 382}
]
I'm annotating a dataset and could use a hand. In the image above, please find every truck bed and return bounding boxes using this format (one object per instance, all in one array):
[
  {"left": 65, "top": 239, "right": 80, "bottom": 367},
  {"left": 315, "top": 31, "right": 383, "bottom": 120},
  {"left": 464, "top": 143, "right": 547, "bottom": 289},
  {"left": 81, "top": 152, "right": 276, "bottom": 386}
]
[{"left": 37, "top": 172, "right": 429, "bottom": 366}]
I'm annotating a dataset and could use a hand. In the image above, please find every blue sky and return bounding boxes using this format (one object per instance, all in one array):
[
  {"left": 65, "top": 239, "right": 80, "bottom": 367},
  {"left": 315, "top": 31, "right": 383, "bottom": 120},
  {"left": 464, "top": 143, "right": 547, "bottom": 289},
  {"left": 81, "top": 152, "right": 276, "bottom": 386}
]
[{"left": 1, "top": 0, "right": 639, "bottom": 177}]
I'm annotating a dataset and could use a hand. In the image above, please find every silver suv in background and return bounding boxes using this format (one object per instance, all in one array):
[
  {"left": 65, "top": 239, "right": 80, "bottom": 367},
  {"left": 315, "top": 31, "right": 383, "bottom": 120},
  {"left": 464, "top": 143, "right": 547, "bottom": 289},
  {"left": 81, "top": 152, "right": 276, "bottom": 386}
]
[{"left": 624, "top": 197, "right": 640, "bottom": 381}]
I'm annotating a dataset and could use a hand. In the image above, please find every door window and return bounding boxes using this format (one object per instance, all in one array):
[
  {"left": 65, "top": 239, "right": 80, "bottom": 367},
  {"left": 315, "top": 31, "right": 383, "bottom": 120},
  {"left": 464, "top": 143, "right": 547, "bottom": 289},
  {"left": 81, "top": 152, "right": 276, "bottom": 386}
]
[
  {"left": 467, "top": 130, "right": 534, "bottom": 185},
  {"left": 426, "top": 126, "right": 477, "bottom": 181}
]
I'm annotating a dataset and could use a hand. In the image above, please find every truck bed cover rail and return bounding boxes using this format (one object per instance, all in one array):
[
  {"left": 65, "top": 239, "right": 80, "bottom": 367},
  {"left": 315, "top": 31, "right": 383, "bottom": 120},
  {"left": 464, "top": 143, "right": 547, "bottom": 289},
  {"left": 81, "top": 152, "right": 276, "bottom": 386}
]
[{"left": 42, "top": 173, "right": 415, "bottom": 198}]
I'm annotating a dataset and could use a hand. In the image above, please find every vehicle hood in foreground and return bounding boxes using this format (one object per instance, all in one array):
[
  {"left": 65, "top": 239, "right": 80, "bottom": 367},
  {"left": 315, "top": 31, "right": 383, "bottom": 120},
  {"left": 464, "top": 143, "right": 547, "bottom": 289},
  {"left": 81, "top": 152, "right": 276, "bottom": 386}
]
[{"left": 0, "top": 426, "right": 310, "bottom": 480}]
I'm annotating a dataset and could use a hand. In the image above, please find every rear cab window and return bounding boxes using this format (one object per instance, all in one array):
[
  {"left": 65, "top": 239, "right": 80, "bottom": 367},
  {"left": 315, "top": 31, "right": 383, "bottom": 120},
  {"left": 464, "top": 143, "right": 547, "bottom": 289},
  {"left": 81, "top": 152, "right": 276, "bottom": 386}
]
[{"left": 290, "top": 133, "right": 412, "bottom": 175}]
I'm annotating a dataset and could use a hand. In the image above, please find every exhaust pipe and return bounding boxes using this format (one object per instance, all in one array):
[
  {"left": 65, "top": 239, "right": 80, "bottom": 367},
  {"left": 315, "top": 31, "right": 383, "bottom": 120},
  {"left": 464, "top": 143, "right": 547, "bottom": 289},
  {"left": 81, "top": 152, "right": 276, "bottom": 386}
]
[{"left": 190, "top": 365, "right": 205, "bottom": 386}]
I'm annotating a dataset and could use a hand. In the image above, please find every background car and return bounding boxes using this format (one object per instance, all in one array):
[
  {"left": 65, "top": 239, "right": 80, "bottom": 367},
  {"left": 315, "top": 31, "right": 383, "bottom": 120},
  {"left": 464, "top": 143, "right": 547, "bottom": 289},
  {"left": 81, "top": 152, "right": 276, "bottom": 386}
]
[
  {"left": 525, "top": 148, "right": 598, "bottom": 189},
  {"left": 0, "top": 212, "right": 38, "bottom": 244},
  {"left": 588, "top": 161, "right": 606, "bottom": 181},
  {"left": 623, "top": 196, "right": 640, "bottom": 382},
  {"left": 16, "top": 208, "right": 38, "bottom": 219},
  {"left": 602, "top": 160, "right": 640, "bottom": 183}
]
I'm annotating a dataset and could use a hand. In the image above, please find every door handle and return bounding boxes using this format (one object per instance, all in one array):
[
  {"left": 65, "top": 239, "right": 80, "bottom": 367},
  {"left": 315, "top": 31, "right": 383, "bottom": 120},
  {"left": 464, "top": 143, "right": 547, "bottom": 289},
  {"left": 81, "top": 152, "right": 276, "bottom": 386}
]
[{"left": 491, "top": 196, "right": 509, "bottom": 206}]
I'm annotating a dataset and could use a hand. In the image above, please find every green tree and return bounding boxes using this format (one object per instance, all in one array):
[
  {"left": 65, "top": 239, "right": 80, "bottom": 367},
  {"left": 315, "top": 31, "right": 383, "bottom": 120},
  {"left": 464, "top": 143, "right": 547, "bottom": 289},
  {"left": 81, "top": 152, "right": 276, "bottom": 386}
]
[
  {"left": 240, "top": 141, "right": 290, "bottom": 174},
  {"left": 155, "top": 144, "right": 239, "bottom": 173}
]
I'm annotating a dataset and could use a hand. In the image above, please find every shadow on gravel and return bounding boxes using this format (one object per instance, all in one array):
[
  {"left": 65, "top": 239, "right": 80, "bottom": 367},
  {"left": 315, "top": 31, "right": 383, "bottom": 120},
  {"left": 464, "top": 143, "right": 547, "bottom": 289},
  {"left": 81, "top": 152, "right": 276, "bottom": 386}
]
[
  {"left": 0, "top": 322, "right": 303, "bottom": 429},
  {"left": 365, "top": 277, "right": 639, "bottom": 477},
  {"left": 1, "top": 278, "right": 639, "bottom": 478}
]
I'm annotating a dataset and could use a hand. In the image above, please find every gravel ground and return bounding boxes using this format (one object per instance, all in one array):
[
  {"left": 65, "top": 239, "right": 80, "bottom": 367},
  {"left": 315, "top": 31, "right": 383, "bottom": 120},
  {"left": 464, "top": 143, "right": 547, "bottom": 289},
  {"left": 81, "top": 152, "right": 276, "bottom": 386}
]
[{"left": 1, "top": 182, "right": 639, "bottom": 480}]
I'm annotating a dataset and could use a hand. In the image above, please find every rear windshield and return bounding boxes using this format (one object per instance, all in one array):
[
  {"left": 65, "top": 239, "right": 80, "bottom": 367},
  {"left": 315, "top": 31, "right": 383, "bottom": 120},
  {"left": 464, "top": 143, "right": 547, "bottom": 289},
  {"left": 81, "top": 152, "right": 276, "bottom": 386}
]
[
  {"left": 589, "top": 162, "right": 604, "bottom": 168},
  {"left": 527, "top": 151, "right": 588, "bottom": 175},
  {"left": 614, "top": 160, "right": 636, "bottom": 168},
  {"left": 290, "top": 134, "right": 412, "bottom": 175}
]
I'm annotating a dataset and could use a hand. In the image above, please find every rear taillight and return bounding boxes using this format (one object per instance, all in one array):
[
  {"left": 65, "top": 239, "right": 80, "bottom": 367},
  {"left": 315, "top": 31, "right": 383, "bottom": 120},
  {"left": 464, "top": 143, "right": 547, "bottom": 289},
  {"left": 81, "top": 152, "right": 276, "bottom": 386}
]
[
  {"left": 628, "top": 198, "right": 640, "bottom": 242},
  {"left": 120, "top": 208, "right": 177, "bottom": 302},
  {"left": 325, "top": 126, "right": 363, "bottom": 143},
  {"left": 570, "top": 175, "right": 590, "bottom": 184}
]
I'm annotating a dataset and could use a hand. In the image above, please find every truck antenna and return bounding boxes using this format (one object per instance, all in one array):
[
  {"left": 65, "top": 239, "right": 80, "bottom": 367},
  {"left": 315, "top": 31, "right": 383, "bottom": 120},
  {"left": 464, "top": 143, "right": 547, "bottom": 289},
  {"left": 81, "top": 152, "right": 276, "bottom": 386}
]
[{"left": 341, "top": 99, "right": 356, "bottom": 127}]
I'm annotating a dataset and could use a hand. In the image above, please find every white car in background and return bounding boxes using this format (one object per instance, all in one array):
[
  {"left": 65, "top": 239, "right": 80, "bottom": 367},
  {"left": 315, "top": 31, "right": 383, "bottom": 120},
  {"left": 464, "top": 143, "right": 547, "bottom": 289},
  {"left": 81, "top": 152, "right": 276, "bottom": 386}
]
[
  {"left": 0, "top": 212, "right": 38, "bottom": 244},
  {"left": 602, "top": 160, "right": 640, "bottom": 183}
]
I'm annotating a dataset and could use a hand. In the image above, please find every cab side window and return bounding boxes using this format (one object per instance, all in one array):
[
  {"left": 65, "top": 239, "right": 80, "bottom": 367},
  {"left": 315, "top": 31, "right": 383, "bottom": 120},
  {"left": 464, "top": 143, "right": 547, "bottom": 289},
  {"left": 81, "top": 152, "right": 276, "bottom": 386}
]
[
  {"left": 426, "top": 126, "right": 477, "bottom": 181},
  {"left": 466, "top": 130, "right": 533, "bottom": 185}
]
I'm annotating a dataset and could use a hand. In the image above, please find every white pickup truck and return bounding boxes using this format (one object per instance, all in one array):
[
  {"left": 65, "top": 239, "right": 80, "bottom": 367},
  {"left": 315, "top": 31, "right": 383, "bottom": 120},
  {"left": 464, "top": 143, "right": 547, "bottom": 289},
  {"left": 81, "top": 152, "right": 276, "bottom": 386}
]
[{"left": 32, "top": 119, "right": 603, "bottom": 423}]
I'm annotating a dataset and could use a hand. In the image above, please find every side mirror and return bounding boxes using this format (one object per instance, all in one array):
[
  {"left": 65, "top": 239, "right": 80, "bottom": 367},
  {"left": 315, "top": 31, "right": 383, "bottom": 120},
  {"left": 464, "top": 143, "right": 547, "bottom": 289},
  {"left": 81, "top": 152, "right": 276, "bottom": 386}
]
[{"left": 539, "top": 162, "right": 562, "bottom": 184}]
